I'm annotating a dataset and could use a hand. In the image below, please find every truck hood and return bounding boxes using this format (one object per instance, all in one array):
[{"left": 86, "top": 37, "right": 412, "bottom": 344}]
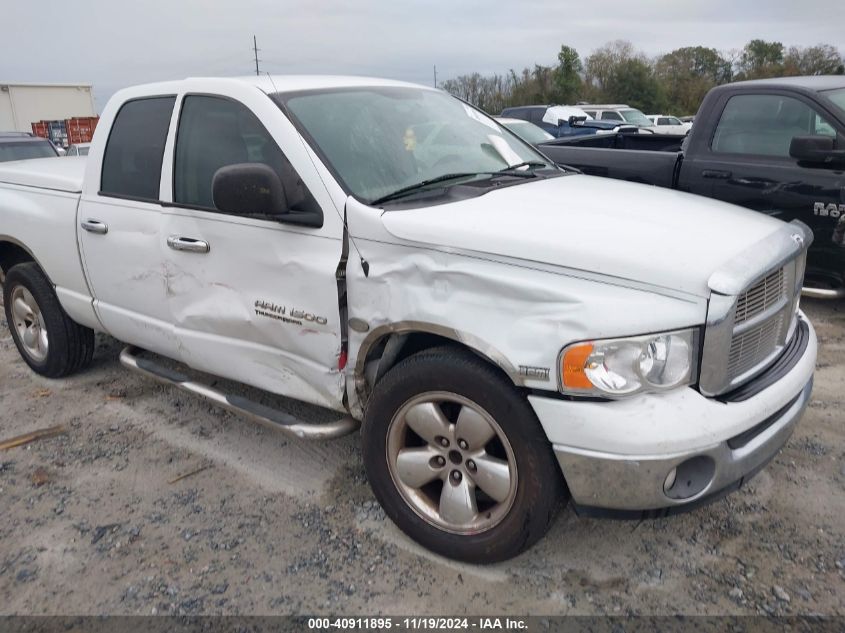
[{"left": 379, "top": 174, "right": 785, "bottom": 297}]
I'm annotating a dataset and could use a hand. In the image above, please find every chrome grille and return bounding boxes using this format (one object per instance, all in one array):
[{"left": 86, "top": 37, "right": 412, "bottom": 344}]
[
  {"left": 727, "top": 313, "right": 784, "bottom": 379},
  {"left": 734, "top": 268, "right": 785, "bottom": 324},
  {"left": 699, "top": 220, "right": 811, "bottom": 397}
]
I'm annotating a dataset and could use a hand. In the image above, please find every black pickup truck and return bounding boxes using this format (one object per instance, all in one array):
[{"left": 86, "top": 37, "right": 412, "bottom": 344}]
[{"left": 540, "top": 76, "right": 845, "bottom": 297}]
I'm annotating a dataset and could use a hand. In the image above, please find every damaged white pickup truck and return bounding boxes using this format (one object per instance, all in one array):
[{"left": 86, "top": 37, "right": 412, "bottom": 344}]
[{"left": 0, "top": 76, "right": 817, "bottom": 562}]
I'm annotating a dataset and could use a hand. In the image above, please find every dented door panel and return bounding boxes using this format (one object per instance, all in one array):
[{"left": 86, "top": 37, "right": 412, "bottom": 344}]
[{"left": 161, "top": 208, "right": 346, "bottom": 411}]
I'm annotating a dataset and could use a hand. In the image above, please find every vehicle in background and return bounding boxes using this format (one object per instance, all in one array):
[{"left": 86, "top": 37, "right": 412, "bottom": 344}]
[
  {"left": 543, "top": 76, "right": 845, "bottom": 297},
  {"left": 49, "top": 140, "right": 66, "bottom": 156},
  {"left": 65, "top": 142, "right": 91, "bottom": 157},
  {"left": 579, "top": 104, "right": 657, "bottom": 130},
  {"left": 495, "top": 117, "right": 554, "bottom": 144},
  {"left": 0, "top": 132, "right": 60, "bottom": 162},
  {"left": 648, "top": 114, "right": 692, "bottom": 134},
  {"left": 0, "top": 75, "right": 818, "bottom": 563},
  {"left": 500, "top": 104, "right": 635, "bottom": 137}
]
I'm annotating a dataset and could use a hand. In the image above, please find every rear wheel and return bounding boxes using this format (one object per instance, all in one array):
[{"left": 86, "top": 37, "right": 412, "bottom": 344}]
[
  {"left": 362, "top": 346, "right": 566, "bottom": 563},
  {"left": 3, "top": 263, "right": 94, "bottom": 378}
]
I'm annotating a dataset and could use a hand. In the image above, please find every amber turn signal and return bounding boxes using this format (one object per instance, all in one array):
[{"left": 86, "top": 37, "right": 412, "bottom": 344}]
[{"left": 561, "top": 343, "right": 595, "bottom": 389}]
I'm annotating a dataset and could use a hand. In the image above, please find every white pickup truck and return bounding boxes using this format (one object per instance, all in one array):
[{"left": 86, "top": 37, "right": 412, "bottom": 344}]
[{"left": 0, "top": 76, "right": 817, "bottom": 562}]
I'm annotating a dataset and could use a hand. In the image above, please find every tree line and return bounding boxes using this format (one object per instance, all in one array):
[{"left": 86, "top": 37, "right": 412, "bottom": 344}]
[{"left": 440, "top": 40, "right": 845, "bottom": 116}]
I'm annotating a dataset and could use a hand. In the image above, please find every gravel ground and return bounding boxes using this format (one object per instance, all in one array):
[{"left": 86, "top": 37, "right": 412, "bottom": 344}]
[{"left": 0, "top": 300, "right": 843, "bottom": 616}]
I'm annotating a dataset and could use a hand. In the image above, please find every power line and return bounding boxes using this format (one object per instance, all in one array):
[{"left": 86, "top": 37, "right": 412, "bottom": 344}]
[{"left": 253, "top": 35, "right": 261, "bottom": 76}]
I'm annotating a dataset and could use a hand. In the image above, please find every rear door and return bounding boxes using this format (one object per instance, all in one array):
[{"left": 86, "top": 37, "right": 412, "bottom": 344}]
[
  {"left": 680, "top": 90, "right": 845, "bottom": 279},
  {"left": 77, "top": 95, "right": 179, "bottom": 357},
  {"left": 159, "top": 89, "right": 346, "bottom": 411}
]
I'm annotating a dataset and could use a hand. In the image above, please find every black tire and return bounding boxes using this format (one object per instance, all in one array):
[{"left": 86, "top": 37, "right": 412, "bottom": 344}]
[
  {"left": 3, "top": 262, "right": 94, "bottom": 378},
  {"left": 362, "top": 346, "right": 566, "bottom": 563}
]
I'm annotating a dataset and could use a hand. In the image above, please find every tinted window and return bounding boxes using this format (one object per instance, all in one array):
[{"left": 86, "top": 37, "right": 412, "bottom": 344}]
[
  {"left": 601, "top": 111, "right": 623, "bottom": 121},
  {"left": 101, "top": 97, "right": 175, "bottom": 199},
  {"left": 712, "top": 94, "right": 837, "bottom": 157},
  {"left": 529, "top": 109, "right": 545, "bottom": 124},
  {"left": 583, "top": 110, "right": 597, "bottom": 118},
  {"left": 174, "top": 95, "right": 320, "bottom": 217}
]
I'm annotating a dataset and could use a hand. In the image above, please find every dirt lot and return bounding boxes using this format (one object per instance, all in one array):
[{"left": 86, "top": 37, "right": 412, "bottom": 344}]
[{"left": 0, "top": 300, "right": 843, "bottom": 617}]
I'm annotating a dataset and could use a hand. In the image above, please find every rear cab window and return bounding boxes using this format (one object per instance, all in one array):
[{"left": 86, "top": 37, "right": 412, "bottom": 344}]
[{"left": 100, "top": 96, "right": 176, "bottom": 200}]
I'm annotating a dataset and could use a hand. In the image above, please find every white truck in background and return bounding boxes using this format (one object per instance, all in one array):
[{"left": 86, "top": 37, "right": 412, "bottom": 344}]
[{"left": 0, "top": 76, "right": 817, "bottom": 562}]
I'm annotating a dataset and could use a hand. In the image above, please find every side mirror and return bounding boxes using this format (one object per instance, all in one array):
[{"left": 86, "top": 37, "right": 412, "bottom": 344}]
[
  {"left": 212, "top": 163, "right": 288, "bottom": 216},
  {"left": 567, "top": 116, "right": 587, "bottom": 126},
  {"left": 789, "top": 135, "right": 845, "bottom": 165}
]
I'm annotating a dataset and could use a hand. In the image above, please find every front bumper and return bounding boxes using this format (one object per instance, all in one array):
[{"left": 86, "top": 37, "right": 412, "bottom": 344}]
[{"left": 528, "top": 315, "right": 817, "bottom": 515}]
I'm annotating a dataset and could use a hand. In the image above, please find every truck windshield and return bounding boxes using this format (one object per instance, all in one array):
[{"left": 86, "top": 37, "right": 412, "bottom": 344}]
[
  {"left": 0, "top": 140, "right": 58, "bottom": 163},
  {"left": 277, "top": 87, "right": 553, "bottom": 204},
  {"left": 620, "top": 109, "right": 654, "bottom": 127},
  {"left": 824, "top": 88, "right": 845, "bottom": 117}
]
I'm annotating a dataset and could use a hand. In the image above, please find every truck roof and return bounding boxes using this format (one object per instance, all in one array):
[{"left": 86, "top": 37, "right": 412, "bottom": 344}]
[
  {"left": 719, "top": 75, "right": 845, "bottom": 92},
  {"left": 120, "top": 74, "right": 431, "bottom": 98}
]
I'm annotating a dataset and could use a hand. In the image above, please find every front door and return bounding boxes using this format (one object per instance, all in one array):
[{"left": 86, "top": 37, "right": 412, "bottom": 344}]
[
  {"left": 160, "top": 93, "right": 346, "bottom": 411},
  {"left": 682, "top": 91, "right": 845, "bottom": 281}
]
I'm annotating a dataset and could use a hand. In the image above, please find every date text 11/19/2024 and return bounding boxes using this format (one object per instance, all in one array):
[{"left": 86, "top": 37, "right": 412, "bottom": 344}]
[{"left": 307, "top": 616, "right": 529, "bottom": 630}]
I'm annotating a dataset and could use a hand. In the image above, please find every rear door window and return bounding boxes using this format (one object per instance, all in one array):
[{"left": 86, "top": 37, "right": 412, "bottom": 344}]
[{"left": 100, "top": 96, "right": 175, "bottom": 200}]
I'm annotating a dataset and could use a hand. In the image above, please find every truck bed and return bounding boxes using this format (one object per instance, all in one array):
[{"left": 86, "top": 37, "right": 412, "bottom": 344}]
[
  {"left": 0, "top": 157, "right": 86, "bottom": 193},
  {"left": 540, "top": 136, "right": 684, "bottom": 188}
]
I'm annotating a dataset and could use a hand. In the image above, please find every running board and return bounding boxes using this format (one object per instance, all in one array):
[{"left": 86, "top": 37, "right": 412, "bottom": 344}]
[
  {"left": 802, "top": 285, "right": 845, "bottom": 300},
  {"left": 119, "top": 346, "right": 359, "bottom": 440}
]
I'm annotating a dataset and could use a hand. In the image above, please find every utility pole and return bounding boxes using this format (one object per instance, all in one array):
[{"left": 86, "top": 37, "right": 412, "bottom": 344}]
[
  {"left": 433, "top": 65, "right": 437, "bottom": 88},
  {"left": 253, "top": 35, "right": 261, "bottom": 76}
]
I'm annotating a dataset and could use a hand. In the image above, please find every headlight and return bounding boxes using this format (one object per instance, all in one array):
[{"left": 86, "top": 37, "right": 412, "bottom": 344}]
[{"left": 559, "top": 328, "right": 699, "bottom": 398}]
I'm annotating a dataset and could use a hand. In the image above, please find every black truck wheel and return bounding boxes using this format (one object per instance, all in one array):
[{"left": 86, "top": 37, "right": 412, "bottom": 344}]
[
  {"left": 362, "top": 346, "right": 566, "bottom": 563},
  {"left": 3, "top": 263, "right": 94, "bottom": 378}
]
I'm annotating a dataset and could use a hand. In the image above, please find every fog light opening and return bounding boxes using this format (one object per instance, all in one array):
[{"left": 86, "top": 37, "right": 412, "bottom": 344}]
[{"left": 663, "top": 456, "right": 715, "bottom": 500}]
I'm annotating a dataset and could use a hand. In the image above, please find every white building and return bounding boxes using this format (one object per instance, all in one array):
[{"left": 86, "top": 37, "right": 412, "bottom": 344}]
[{"left": 0, "top": 83, "right": 97, "bottom": 132}]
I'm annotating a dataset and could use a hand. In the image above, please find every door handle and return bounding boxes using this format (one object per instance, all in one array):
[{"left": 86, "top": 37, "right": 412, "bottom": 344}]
[
  {"left": 167, "top": 235, "right": 210, "bottom": 254},
  {"left": 702, "top": 169, "right": 732, "bottom": 180},
  {"left": 81, "top": 219, "right": 108, "bottom": 234}
]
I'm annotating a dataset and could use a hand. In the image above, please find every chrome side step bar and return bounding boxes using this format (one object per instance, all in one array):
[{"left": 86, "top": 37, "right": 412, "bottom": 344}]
[
  {"left": 119, "top": 346, "right": 359, "bottom": 440},
  {"left": 802, "top": 285, "right": 845, "bottom": 300}
]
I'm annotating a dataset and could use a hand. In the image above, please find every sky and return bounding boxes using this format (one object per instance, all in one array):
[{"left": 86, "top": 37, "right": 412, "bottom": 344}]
[{"left": 1, "top": 0, "right": 843, "bottom": 111}]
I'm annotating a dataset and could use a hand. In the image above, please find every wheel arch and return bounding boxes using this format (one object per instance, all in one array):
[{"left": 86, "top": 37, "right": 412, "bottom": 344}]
[
  {"left": 0, "top": 237, "right": 42, "bottom": 285},
  {"left": 349, "top": 321, "right": 525, "bottom": 416}
]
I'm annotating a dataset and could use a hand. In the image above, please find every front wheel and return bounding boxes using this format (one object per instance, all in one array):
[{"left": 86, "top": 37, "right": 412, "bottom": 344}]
[{"left": 362, "top": 346, "right": 566, "bottom": 563}]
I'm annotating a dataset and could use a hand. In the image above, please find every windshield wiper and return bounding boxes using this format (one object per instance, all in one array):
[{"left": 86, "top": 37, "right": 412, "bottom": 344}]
[
  {"left": 371, "top": 162, "right": 550, "bottom": 206},
  {"left": 371, "top": 172, "right": 490, "bottom": 205},
  {"left": 496, "top": 160, "right": 548, "bottom": 173}
]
